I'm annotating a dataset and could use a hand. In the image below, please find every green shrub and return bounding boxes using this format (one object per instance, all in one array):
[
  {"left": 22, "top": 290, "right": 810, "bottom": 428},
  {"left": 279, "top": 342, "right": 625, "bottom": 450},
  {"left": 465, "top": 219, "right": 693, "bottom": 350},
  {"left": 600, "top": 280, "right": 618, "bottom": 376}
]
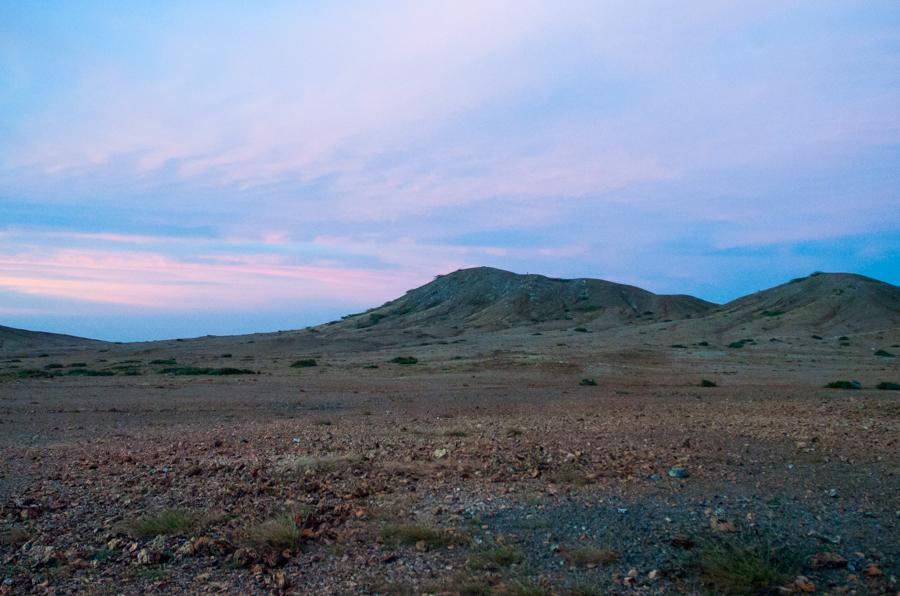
[
  {"left": 728, "top": 339, "right": 754, "bottom": 349},
  {"left": 150, "top": 358, "right": 176, "bottom": 365},
  {"left": 68, "top": 362, "right": 87, "bottom": 367},
  {"left": 290, "top": 359, "right": 318, "bottom": 368},
  {"left": 700, "top": 379, "right": 717, "bottom": 387},
  {"left": 43, "top": 363, "right": 64, "bottom": 369},
  {"left": 579, "top": 378, "right": 597, "bottom": 386},
  {"left": 66, "top": 369, "right": 115, "bottom": 376},
  {"left": 825, "top": 380, "right": 860, "bottom": 389},
  {"left": 16, "top": 369, "right": 57, "bottom": 378},
  {"left": 573, "top": 327, "right": 588, "bottom": 333},
  {"left": 874, "top": 349, "right": 895, "bottom": 358},
  {"left": 876, "top": 382, "right": 900, "bottom": 390},
  {"left": 761, "top": 310, "right": 784, "bottom": 317},
  {"left": 391, "top": 356, "right": 418, "bottom": 365}
]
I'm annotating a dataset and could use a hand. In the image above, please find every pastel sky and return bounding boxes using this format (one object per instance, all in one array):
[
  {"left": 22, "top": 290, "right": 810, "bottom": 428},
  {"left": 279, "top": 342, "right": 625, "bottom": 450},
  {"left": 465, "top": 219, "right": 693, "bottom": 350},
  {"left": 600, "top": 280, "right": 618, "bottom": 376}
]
[{"left": 2, "top": 1, "right": 899, "bottom": 341}]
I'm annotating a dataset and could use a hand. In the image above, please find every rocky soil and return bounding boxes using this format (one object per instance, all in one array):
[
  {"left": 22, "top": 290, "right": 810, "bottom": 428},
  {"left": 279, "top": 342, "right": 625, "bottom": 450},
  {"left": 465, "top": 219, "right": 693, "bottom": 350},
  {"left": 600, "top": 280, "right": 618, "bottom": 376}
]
[{"left": 1, "top": 341, "right": 898, "bottom": 595}]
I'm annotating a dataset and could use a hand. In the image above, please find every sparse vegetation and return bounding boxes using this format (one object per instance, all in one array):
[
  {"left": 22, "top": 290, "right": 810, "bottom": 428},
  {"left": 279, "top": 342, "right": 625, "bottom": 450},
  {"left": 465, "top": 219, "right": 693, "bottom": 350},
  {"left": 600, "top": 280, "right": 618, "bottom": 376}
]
[
  {"left": 700, "top": 379, "right": 717, "bottom": 387},
  {"left": 244, "top": 513, "right": 301, "bottom": 551},
  {"left": 561, "top": 545, "right": 619, "bottom": 566},
  {"left": 579, "top": 377, "right": 597, "bottom": 386},
  {"left": 874, "top": 349, "right": 895, "bottom": 357},
  {"left": 290, "top": 358, "right": 318, "bottom": 368},
  {"left": 468, "top": 546, "right": 523, "bottom": 569},
  {"left": 390, "top": 356, "right": 418, "bottom": 365},
  {"left": 876, "top": 382, "right": 900, "bottom": 390},
  {"left": 761, "top": 310, "right": 784, "bottom": 317},
  {"left": 825, "top": 380, "right": 860, "bottom": 389},
  {"left": 728, "top": 338, "right": 755, "bottom": 349},
  {"left": 573, "top": 327, "right": 588, "bottom": 333},
  {"left": 276, "top": 453, "right": 358, "bottom": 474},
  {"left": 150, "top": 358, "right": 176, "bottom": 365},
  {"left": 120, "top": 508, "right": 206, "bottom": 537},
  {"left": 506, "top": 426, "right": 524, "bottom": 437},
  {"left": 43, "top": 363, "right": 64, "bottom": 369},
  {"left": 159, "top": 367, "right": 256, "bottom": 375},
  {"left": 381, "top": 524, "right": 450, "bottom": 548},
  {"left": 694, "top": 533, "right": 802, "bottom": 595},
  {"left": 66, "top": 369, "right": 115, "bottom": 376}
]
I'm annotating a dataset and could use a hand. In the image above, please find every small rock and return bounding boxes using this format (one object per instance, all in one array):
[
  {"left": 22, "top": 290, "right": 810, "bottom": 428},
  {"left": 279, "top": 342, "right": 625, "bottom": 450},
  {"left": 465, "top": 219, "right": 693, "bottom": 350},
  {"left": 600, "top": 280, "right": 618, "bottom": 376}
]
[
  {"left": 671, "top": 536, "right": 695, "bottom": 550},
  {"left": 136, "top": 548, "right": 161, "bottom": 566},
  {"left": 710, "top": 517, "right": 737, "bottom": 533},
  {"left": 415, "top": 540, "right": 427, "bottom": 552},
  {"left": 668, "top": 467, "right": 689, "bottom": 479},
  {"left": 782, "top": 575, "right": 816, "bottom": 593},
  {"left": 864, "top": 563, "right": 882, "bottom": 577},
  {"left": 648, "top": 570, "right": 660, "bottom": 581},
  {"left": 433, "top": 448, "right": 448, "bottom": 459},
  {"left": 828, "top": 488, "right": 838, "bottom": 498}
]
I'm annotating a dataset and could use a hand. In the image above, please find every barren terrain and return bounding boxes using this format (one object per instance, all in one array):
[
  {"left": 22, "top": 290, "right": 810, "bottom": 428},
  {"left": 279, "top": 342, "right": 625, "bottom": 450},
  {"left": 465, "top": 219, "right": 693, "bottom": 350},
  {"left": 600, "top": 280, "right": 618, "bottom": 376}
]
[{"left": 1, "top": 269, "right": 899, "bottom": 594}]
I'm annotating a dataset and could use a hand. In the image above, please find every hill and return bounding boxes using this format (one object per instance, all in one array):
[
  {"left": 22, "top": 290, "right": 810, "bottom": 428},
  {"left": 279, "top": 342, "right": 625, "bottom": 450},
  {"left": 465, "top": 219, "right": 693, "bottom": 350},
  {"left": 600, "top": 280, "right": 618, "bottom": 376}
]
[
  {"left": 0, "top": 325, "right": 104, "bottom": 354},
  {"left": 697, "top": 272, "right": 900, "bottom": 337},
  {"left": 331, "top": 266, "right": 716, "bottom": 334}
]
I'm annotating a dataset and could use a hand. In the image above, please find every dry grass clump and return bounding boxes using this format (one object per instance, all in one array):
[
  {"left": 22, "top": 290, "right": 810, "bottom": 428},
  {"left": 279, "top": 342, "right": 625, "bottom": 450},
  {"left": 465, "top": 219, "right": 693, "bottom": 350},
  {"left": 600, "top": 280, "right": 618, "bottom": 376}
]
[
  {"left": 243, "top": 513, "right": 302, "bottom": 551},
  {"left": 381, "top": 524, "right": 452, "bottom": 548},
  {"left": 468, "top": 545, "right": 523, "bottom": 569},
  {"left": 275, "top": 453, "right": 359, "bottom": 474},
  {"left": 561, "top": 545, "right": 620, "bottom": 566},
  {"left": 694, "top": 533, "right": 802, "bottom": 595},
  {"left": 120, "top": 508, "right": 206, "bottom": 537}
]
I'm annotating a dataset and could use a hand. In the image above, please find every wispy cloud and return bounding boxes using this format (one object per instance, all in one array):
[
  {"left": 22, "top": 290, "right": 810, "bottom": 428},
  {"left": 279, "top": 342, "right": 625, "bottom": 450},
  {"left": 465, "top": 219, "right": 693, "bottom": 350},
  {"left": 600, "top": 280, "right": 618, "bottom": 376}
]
[{"left": 0, "top": 1, "right": 898, "bottom": 338}]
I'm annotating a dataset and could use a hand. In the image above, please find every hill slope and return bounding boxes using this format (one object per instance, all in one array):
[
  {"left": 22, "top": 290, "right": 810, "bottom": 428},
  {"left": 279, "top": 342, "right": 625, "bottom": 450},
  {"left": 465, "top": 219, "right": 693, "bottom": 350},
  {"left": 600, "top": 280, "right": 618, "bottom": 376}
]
[
  {"left": 334, "top": 267, "right": 716, "bottom": 333},
  {"left": 698, "top": 272, "right": 900, "bottom": 337},
  {"left": 0, "top": 325, "right": 104, "bottom": 353}
]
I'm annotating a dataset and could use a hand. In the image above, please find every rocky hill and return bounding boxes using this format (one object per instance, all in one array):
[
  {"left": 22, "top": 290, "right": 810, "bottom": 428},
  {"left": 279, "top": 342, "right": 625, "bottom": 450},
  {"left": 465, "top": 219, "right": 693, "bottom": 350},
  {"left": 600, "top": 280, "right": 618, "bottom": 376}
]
[
  {"left": 699, "top": 272, "right": 900, "bottom": 337},
  {"left": 333, "top": 267, "right": 716, "bottom": 333}
]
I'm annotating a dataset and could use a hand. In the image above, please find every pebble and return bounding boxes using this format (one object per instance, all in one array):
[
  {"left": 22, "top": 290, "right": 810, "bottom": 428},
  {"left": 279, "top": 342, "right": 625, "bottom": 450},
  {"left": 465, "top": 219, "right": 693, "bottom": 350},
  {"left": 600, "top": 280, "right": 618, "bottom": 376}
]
[{"left": 668, "top": 467, "right": 690, "bottom": 479}]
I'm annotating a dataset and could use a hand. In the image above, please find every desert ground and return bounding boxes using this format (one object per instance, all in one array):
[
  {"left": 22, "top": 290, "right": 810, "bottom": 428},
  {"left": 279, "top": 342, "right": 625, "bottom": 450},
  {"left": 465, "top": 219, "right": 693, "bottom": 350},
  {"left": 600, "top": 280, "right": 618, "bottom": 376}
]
[{"left": 1, "top": 270, "right": 899, "bottom": 594}]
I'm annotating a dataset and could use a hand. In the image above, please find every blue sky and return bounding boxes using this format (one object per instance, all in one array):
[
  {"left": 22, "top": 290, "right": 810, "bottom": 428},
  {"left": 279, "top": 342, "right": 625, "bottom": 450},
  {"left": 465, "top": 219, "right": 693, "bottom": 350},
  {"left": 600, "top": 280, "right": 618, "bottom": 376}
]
[{"left": 1, "top": 1, "right": 899, "bottom": 340}]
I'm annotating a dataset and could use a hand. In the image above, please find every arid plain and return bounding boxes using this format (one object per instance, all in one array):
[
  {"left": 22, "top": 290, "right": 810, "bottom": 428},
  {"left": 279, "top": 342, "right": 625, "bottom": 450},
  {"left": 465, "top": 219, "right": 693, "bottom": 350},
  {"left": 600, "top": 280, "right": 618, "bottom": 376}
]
[{"left": 1, "top": 268, "right": 898, "bottom": 595}]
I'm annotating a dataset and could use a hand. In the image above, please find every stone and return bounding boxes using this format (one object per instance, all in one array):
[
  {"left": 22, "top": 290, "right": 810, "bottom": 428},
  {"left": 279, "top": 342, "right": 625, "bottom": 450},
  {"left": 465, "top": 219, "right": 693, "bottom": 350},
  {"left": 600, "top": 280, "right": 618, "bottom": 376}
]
[
  {"left": 433, "top": 448, "right": 448, "bottom": 459},
  {"left": 864, "top": 563, "right": 882, "bottom": 577},
  {"left": 710, "top": 517, "right": 737, "bottom": 532},
  {"left": 668, "top": 467, "right": 689, "bottom": 479}
]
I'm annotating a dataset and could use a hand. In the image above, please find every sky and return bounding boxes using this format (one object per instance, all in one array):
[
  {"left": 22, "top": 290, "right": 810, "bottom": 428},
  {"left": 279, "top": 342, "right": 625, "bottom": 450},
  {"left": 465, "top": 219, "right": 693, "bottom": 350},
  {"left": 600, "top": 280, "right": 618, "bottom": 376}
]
[{"left": 1, "top": 1, "right": 899, "bottom": 341}]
